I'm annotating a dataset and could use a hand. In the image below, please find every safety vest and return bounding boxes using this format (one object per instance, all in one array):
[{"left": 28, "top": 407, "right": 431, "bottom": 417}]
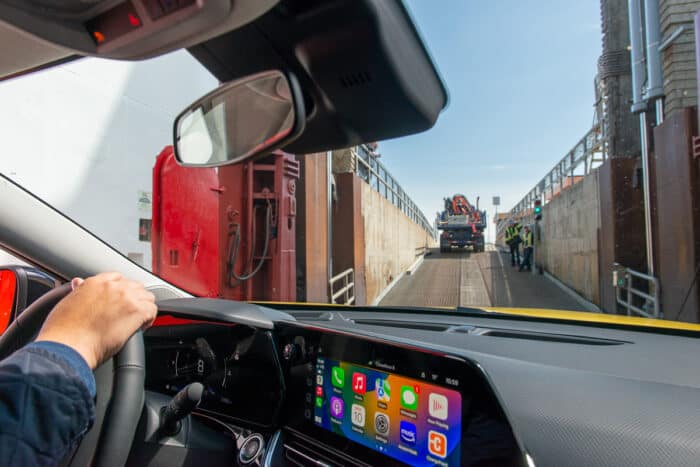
[
  {"left": 505, "top": 227, "right": 512, "bottom": 242},
  {"left": 524, "top": 230, "right": 533, "bottom": 247}
]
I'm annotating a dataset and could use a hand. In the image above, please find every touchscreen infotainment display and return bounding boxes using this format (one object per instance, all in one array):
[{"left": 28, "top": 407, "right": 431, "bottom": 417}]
[{"left": 313, "top": 356, "right": 462, "bottom": 466}]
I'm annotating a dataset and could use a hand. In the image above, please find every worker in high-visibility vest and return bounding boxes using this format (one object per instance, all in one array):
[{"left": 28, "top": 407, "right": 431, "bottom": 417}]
[
  {"left": 506, "top": 221, "right": 522, "bottom": 267},
  {"left": 519, "top": 225, "right": 534, "bottom": 272}
]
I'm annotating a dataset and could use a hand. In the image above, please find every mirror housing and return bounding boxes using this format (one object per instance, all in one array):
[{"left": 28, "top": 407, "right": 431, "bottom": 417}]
[
  {"left": 173, "top": 70, "right": 305, "bottom": 167},
  {"left": 0, "top": 266, "right": 58, "bottom": 334}
]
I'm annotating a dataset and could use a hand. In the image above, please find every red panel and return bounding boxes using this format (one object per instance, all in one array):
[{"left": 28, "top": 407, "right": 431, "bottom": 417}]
[
  {"left": 152, "top": 315, "right": 236, "bottom": 327},
  {"left": 152, "top": 147, "right": 298, "bottom": 301},
  {"left": 218, "top": 152, "right": 299, "bottom": 302},
  {"left": 0, "top": 271, "right": 16, "bottom": 334},
  {"left": 152, "top": 146, "right": 221, "bottom": 297}
]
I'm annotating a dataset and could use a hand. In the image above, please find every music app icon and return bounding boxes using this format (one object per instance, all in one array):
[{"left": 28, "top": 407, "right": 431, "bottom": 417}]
[
  {"left": 428, "top": 393, "right": 448, "bottom": 420},
  {"left": 352, "top": 372, "right": 367, "bottom": 394}
]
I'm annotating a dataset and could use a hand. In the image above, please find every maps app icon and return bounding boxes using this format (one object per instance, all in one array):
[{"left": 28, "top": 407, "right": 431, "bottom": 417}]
[{"left": 375, "top": 378, "right": 391, "bottom": 402}]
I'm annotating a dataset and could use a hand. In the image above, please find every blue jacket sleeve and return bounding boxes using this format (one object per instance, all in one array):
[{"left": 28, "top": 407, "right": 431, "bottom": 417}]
[{"left": 0, "top": 342, "right": 96, "bottom": 466}]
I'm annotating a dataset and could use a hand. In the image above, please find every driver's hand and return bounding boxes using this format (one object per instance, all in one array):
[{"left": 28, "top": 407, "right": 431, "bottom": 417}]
[{"left": 35, "top": 272, "right": 157, "bottom": 369}]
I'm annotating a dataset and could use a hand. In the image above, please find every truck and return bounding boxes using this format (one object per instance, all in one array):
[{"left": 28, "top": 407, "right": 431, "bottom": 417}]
[{"left": 436, "top": 194, "right": 487, "bottom": 253}]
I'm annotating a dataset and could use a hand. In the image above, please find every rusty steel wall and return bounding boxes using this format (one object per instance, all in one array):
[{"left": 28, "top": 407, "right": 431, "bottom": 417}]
[
  {"left": 653, "top": 108, "right": 700, "bottom": 321},
  {"left": 332, "top": 173, "right": 367, "bottom": 305},
  {"left": 598, "top": 158, "right": 648, "bottom": 312},
  {"left": 296, "top": 153, "right": 329, "bottom": 303}
]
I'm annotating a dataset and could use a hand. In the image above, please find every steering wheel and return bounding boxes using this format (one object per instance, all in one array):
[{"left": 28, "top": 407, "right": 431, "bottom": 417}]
[{"left": 0, "top": 283, "right": 145, "bottom": 467}]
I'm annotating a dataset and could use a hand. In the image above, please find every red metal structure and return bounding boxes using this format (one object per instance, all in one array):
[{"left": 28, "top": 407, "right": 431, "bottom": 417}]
[{"left": 152, "top": 146, "right": 299, "bottom": 301}]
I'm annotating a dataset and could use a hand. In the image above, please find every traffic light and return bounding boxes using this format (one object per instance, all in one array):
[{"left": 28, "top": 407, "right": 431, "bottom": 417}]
[{"left": 534, "top": 199, "right": 542, "bottom": 221}]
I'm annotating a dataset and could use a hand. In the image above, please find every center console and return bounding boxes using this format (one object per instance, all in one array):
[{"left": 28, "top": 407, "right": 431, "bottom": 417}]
[{"left": 276, "top": 324, "right": 525, "bottom": 467}]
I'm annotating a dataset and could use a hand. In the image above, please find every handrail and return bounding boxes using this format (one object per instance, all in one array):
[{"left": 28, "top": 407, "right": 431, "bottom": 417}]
[
  {"left": 500, "top": 79, "right": 608, "bottom": 238},
  {"left": 613, "top": 263, "right": 661, "bottom": 318},
  {"left": 353, "top": 145, "right": 437, "bottom": 239},
  {"left": 329, "top": 268, "right": 355, "bottom": 305}
]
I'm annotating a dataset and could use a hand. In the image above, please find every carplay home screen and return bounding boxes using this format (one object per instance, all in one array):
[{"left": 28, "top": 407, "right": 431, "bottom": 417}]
[{"left": 313, "top": 357, "right": 462, "bottom": 466}]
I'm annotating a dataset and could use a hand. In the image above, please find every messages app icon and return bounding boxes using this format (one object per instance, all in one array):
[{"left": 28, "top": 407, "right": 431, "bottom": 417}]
[
  {"left": 331, "top": 366, "right": 345, "bottom": 388},
  {"left": 401, "top": 386, "right": 418, "bottom": 410}
]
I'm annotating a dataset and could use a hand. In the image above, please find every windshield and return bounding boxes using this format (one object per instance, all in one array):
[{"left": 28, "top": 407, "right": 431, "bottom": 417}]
[{"left": 0, "top": 0, "right": 697, "bottom": 325}]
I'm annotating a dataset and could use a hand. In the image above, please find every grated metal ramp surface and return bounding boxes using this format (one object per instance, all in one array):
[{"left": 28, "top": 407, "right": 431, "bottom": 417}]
[
  {"left": 379, "top": 249, "right": 463, "bottom": 307},
  {"left": 380, "top": 247, "right": 587, "bottom": 311}
]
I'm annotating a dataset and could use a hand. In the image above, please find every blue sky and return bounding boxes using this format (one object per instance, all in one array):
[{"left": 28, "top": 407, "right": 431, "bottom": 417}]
[{"left": 379, "top": 0, "right": 602, "bottom": 238}]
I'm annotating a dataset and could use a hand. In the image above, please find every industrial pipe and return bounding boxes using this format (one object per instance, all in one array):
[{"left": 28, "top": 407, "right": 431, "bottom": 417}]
[
  {"left": 643, "top": 0, "right": 664, "bottom": 105},
  {"left": 638, "top": 113, "right": 655, "bottom": 275},
  {"left": 326, "top": 150, "right": 333, "bottom": 299},
  {"left": 628, "top": 0, "right": 646, "bottom": 114},
  {"left": 628, "top": 0, "right": 657, "bottom": 275}
]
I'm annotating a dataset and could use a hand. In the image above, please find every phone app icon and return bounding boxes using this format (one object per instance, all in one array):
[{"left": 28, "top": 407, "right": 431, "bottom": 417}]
[
  {"left": 351, "top": 404, "right": 366, "bottom": 427},
  {"left": 428, "top": 393, "right": 449, "bottom": 420},
  {"left": 375, "top": 378, "right": 391, "bottom": 402},
  {"left": 316, "top": 374, "right": 323, "bottom": 385},
  {"left": 374, "top": 412, "right": 390, "bottom": 435},
  {"left": 331, "top": 367, "right": 345, "bottom": 388},
  {"left": 352, "top": 372, "right": 367, "bottom": 394},
  {"left": 316, "top": 386, "right": 323, "bottom": 397},
  {"left": 399, "top": 421, "right": 417, "bottom": 445},
  {"left": 315, "top": 396, "right": 323, "bottom": 408},
  {"left": 330, "top": 396, "right": 344, "bottom": 418},
  {"left": 428, "top": 431, "right": 447, "bottom": 458},
  {"left": 401, "top": 386, "right": 418, "bottom": 410}
]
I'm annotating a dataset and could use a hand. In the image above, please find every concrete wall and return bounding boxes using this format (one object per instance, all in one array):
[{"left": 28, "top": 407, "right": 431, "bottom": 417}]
[
  {"left": 360, "top": 181, "right": 436, "bottom": 304},
  {"left": 539, "top": 171, "right": 601, "bottom": 305}
]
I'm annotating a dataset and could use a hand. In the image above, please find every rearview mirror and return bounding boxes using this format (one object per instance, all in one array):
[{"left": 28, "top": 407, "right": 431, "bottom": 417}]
[{"left": 173, "top": 70, "right": 305, "bottom": 167}]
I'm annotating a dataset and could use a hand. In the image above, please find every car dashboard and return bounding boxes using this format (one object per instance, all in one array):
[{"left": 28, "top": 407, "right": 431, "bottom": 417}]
[{"left": 132, "top": 298, "right": 700, "bottom": 467}]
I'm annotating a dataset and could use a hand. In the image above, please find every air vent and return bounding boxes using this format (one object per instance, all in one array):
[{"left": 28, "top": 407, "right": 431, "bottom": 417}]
[
  {"left": 352, "top": 319, "right": 452, "bottom": 332},
  {"left": 283, "top": 431, "right": 368, "bottom": 467},
  {"left": 348, "top": 319, "right": 628, "bottom": 345},
  {"left": 147, "top": 286, "right": 185, "bottom": 301},
  {"left": 293, "top": 311, "right": 334, "bottom": 321},
  {"left": 339, "top": 71, "right": 372, "bottom": 88},
  {"left": 461, "top": 328, "right": 628, "bottom": 346},
  {"left": 285, "top": 443, "right": 337, "bottom": 467}
]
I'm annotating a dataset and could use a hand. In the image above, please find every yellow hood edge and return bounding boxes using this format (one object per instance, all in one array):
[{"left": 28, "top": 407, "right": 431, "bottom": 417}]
[{"left": 254, "top": 301, "right": 700, "bottom": 333}]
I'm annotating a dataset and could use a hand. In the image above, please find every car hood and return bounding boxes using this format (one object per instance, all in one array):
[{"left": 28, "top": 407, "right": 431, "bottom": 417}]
[
  {"left": 255, "top": 301, "right": 700, "bottom": 333},
  {"left": 478, "top": 306, "right": 700, "bottom": 332}
]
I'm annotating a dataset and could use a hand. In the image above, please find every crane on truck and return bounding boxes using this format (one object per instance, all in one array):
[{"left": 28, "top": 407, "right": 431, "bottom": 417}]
[{"left": 437, "top": 194, "right": 487, "bottom": 253}]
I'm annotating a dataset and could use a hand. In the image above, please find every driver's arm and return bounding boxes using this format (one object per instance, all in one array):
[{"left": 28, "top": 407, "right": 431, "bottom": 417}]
[
  {"left": 0, "top": 341, "right": 97, "bottom": 465},
  {"left": 0, "top": 273, "right": 157, "bottom": 467}
]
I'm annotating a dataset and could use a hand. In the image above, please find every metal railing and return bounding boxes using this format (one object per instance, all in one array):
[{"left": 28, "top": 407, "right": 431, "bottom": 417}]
[
  {"left": 353, "top": 145, "right": 436, "bottom": 239},
  {"left": 500, "top": 79, "right": 608, "bottom": 239},
  {"left": 613, "top": 263, "right": 661, "bottom": 318},
  {"left": 330, "top": 268, "right": 355, "bottom": 305}
]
